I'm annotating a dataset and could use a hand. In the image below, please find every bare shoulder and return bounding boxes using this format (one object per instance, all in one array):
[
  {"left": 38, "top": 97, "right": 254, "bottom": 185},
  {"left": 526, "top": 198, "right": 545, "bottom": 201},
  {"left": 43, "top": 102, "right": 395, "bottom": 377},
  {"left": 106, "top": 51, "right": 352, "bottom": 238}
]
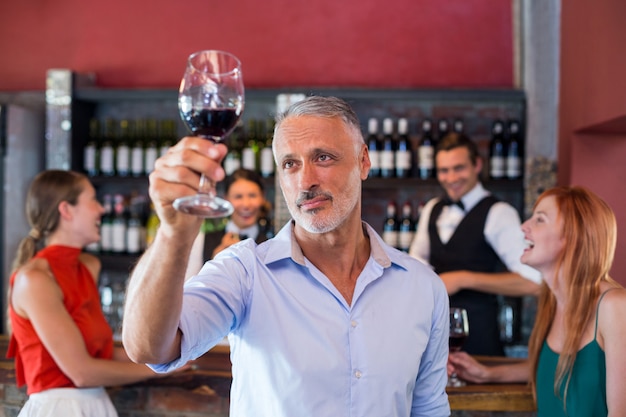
[
  {"left": 11, "top": 258, "right": 60, "bottom": 316},
  {"left": 78, "top": 251, "right": 102, "bottom": 283},
  {"left": 600, "top": 287, "right": 626, "bottom": 313}
]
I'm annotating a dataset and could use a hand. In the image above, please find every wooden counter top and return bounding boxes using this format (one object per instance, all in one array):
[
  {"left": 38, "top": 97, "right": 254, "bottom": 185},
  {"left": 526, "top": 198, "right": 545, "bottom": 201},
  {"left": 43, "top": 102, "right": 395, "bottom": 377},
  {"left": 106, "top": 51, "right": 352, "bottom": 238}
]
[{"left": 0, "top": 336, "right": 535, "bottom": 412}]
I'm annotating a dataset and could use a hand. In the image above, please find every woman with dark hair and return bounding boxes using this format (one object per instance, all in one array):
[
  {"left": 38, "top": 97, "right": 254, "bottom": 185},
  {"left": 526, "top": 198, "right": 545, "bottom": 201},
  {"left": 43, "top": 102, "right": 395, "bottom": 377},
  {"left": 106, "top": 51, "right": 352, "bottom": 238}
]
[
  {"left": 448, "top": 185, "right": 626, "bottom": 416},
  {"left": 186, "top": 168, "right": 271, "bottom": 276},
  {"left": 6, "top": 170, "right": 174, "bottom": 416}
]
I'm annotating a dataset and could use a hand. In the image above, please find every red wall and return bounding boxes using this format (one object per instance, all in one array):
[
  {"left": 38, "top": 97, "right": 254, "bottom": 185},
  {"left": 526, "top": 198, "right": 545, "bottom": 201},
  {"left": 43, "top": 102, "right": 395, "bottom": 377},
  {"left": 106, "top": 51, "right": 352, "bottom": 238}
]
[
  {"left": 0, "top": 0, "right": 513, "bottom": 90},
  {"left": 559, "top": 0, "right": 626, "bottom": 283}
]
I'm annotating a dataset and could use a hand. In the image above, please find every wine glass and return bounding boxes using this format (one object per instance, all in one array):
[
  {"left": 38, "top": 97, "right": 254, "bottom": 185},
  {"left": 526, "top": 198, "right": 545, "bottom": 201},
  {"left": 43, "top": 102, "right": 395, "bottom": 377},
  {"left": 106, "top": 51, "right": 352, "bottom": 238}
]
[
  {"left": 174, "top": 50, "right": 245, "bottom": 217},
  {"left": 448, "top": 307, "right": 469, "bottom": 387}
]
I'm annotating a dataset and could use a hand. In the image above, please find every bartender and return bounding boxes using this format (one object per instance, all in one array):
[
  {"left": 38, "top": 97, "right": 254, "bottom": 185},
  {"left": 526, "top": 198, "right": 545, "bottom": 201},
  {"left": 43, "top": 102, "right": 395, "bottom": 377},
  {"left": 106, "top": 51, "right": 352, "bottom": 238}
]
[{"left": 409, "top": 132, "right": 541, "bottom": 356}]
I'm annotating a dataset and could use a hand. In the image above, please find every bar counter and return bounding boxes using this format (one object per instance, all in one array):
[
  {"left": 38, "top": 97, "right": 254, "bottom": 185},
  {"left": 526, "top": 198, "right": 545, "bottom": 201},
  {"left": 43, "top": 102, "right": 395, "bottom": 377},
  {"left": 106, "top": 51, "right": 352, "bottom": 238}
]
[{"left": 0, "top": 336, "right": 536, "bottom": 416}]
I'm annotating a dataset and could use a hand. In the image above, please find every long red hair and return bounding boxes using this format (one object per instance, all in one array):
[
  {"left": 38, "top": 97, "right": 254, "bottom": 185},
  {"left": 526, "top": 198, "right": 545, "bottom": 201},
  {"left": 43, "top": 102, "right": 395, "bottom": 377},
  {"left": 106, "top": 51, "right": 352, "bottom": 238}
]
[{"left": 527, "top": 186, "right": 619, "bottom": 406}]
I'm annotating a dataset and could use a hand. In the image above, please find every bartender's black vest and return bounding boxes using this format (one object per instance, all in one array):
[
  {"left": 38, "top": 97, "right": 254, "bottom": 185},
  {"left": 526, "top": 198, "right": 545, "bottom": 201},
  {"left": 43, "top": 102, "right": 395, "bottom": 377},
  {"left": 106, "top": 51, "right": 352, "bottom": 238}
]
[{"left": 429, "top": 195, "right": 505, "bottom": 356}]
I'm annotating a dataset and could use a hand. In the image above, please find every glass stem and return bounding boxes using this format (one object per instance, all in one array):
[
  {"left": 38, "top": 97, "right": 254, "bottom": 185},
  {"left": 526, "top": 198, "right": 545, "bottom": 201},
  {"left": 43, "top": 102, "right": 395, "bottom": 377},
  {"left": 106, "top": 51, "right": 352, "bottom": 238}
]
[{"left": 198, "top": 174, "right": 217, "bottom": 198}]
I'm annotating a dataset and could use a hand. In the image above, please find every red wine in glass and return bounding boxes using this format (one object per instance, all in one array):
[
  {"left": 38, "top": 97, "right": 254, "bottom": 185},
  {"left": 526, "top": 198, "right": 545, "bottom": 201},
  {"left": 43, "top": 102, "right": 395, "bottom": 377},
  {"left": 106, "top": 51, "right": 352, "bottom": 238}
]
[
  {"left": 448, "top": 307, "right": 469, "bottom": 387},
  {"left": 181, "top": 108, "right": 239, "bottom": 139},
  {"left": 449, "top": 334, "right": 467, "bottom": 352},
  {"left": 173, "top": 50, "right": 244, "bottom": 218}
]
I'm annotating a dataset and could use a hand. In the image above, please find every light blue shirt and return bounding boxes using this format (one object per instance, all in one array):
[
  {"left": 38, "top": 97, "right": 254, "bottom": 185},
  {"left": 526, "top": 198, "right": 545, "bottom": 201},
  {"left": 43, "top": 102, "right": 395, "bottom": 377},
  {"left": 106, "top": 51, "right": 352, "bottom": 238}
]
[{"left": 152, "top": 221, "right": 450, "bottom": 417}]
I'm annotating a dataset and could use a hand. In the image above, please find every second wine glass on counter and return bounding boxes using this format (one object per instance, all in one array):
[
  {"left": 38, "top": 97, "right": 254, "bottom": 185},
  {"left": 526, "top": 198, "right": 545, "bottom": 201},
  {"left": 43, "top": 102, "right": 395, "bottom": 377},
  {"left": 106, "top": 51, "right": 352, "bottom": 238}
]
[
  {"left": 448, "top": 307, "right": 469, "bottom": 387},
  {"left": 175, "top": 49, "right": 245, "bottom": 218}
]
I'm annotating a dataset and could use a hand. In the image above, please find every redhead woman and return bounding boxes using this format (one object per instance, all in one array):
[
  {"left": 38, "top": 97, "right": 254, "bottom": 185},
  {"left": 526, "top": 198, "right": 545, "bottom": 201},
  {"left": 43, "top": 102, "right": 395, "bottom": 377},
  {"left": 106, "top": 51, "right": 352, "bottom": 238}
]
[{"left": 448, "top": 186, "right": 626, "bottom": 417}]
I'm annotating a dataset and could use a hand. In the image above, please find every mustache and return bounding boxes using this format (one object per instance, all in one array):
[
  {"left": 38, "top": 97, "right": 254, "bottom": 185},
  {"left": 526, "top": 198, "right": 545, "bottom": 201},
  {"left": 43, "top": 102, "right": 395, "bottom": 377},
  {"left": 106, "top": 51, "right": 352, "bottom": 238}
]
[{"left": 296, "top": 190, "right": 333, "bottom": 207}]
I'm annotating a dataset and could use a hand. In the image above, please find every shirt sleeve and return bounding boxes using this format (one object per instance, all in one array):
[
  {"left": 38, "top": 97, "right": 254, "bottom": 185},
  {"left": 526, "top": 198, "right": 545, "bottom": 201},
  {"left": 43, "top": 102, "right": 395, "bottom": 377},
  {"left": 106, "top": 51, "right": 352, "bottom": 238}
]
[
  {"left": 409, "top": 198, "right": 437, "bottom": 266},
  {"left": 148, "top": 242, "right": 255, "bottom": 373},
  {"left": 485, "top": 202, "right": 542, "bottom": 284},
  {"left": 411, "top": 274, "right": 451, "bottom": 417}
]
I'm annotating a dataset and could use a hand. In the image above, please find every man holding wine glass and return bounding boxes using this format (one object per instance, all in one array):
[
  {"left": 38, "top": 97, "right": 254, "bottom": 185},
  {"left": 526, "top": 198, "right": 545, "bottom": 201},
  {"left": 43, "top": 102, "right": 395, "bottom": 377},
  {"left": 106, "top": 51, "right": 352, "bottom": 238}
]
[{"left": 122, "top": 94, "right": 451, "bottom": 417}]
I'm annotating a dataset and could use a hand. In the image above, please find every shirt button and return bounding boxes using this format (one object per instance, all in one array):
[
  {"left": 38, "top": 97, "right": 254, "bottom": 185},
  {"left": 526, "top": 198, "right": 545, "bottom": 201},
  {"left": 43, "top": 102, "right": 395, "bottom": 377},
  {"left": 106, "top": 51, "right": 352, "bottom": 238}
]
[
  {"left": 351, "top": 320, "right": 357, "bottom": 328},
  {"left": 355, "top": 370, "right": 362, "bottom": 379}
]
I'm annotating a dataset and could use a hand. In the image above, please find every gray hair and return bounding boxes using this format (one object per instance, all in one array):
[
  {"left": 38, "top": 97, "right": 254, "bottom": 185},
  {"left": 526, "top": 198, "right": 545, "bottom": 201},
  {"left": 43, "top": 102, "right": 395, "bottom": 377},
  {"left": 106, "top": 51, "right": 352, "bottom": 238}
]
[{"left": 274, "top": 96, "right": 364, "bottom": 144}]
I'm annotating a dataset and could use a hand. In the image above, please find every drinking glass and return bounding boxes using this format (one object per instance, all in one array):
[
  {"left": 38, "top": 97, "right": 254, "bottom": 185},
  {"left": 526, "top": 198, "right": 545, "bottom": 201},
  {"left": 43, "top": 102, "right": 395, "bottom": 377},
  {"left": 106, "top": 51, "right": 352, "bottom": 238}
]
[
  {"left": 448, "top": 307, "right": 469, "bottom": 387},
  {"left": 174, "top": 50, "right": 245, "bottom": 217}
]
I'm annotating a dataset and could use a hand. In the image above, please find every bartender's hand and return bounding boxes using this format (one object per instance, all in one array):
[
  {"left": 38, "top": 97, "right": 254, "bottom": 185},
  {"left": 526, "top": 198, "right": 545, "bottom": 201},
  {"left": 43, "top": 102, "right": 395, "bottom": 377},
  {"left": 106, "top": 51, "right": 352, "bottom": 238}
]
[
  {"left": 149, "top": 136, "right": 228, "bottom": 237},
  {"left": 212, "top": 232, "right": 242, "bottom": 258},
  {"left": 439, "top": 270, "right": 467, "bottom": 295}
]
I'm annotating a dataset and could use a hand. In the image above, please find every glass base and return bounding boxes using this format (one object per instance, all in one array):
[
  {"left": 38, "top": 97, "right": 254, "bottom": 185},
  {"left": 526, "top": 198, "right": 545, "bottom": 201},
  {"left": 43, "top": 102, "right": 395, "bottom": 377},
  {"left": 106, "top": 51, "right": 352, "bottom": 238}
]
[
  {"left": 173, "top": 194, "right": 234, "bottom": 218},
  {"left": 447, "top": 374, "right": 467, "bottom": 388}
]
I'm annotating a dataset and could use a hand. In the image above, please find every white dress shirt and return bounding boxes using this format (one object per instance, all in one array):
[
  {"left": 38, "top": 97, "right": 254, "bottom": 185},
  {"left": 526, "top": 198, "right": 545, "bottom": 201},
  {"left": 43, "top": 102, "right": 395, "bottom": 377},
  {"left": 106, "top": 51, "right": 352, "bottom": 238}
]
[{"left": 409, "top": 183, "right": 542, "bottom": 284}]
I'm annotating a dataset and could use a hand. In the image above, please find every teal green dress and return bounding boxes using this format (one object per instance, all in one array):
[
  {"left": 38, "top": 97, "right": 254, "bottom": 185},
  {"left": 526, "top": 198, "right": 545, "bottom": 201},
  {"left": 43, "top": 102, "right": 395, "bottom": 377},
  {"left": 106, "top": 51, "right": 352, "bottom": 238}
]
[{"left": 536, "top": 291, "right": 610, "bottom": 417}]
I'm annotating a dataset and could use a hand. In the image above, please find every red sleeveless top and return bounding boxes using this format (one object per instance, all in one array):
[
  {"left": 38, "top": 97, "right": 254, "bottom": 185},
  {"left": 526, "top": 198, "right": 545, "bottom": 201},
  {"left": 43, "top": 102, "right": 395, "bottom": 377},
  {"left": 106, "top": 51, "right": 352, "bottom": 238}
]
[{"left": 6, "top": 245, "right": 114, "bottom": 395}]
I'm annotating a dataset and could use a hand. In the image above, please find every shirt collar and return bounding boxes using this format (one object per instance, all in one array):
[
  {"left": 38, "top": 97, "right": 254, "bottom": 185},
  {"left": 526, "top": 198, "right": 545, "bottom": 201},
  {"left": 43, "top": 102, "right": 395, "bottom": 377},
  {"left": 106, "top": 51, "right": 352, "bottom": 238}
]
[
  {"left": 264, "top": 220, "right": 401, "bottom": 270},
  {"left": 458, "top": 182, "right": 490, "bottom": 212}
]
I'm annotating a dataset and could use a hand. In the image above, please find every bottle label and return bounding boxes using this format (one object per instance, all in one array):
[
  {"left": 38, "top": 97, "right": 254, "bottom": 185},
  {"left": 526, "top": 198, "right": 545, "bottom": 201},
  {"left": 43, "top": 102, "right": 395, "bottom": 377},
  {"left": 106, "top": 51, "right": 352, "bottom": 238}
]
[
  {"left": 506, "top": 156, "right": 521, "bottom": 178},
  {"left": 112, "top": 222, "right": 126, "bottom": 253},
  {"left": 418, "top": 146, "right": 434, "bottom": 169},
  {"left": 395, "top": 151, "right": 411, "bottom": 170},
  {"left": 126, "top": 225, "right": 142, "bottom": 254},
  {"left": 224, "top": 154, "right": 241, "bottom": 176},
  {"left": 242, "top": 148, "right": 256, "bottom": 171},
  {"left": 260, "top": 148, "right": 275, "bottom": 176},
  {"left": 369, "top": 150, "right": 380, "bottom": 170},
  {"left": 398, "top": 231, "right": 414, "bottom": 250},
  {"left": 100, "top": 147, "right": 114, "bottom": 175},
  {"left": 131, "top": 148, "right": 144, "bottom": 176},
  {"left": 84, "top": 146, "right": 97, "bottom": 174},
  {"left": 144, "top": 147, "right": 158, "bottom": 174},
  {"left": 100, "top": 224, "right": 113, "bottom": 251},
  {"left": 380, "top": 150, "right": 394, "bottom": 170},
  {"left": 382, "top": 230, "right": 398, "bottom": 248},
  {"left": 490, "top": 157, "right": 505, "bottom": 178},
  {"left": 116, "top": 146, "right": 130, "bottom": 174}
]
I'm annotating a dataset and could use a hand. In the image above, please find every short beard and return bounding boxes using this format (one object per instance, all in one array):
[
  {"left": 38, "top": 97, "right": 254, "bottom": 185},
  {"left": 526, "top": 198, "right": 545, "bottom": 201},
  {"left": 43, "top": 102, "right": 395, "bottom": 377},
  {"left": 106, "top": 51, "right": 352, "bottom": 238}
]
[{"left": 287, "top": 188, "right": 357, "bottom": 234}]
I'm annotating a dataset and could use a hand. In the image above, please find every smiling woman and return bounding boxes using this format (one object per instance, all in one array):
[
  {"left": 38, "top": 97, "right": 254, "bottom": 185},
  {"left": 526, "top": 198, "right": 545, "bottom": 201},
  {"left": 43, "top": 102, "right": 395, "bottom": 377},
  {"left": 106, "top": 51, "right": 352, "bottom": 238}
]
[
  {"left": 6, "top": 169, "right": 168, "bottom": 417},
  {"left": 185, "top": 168, "right": 271, "bottom": 277}
]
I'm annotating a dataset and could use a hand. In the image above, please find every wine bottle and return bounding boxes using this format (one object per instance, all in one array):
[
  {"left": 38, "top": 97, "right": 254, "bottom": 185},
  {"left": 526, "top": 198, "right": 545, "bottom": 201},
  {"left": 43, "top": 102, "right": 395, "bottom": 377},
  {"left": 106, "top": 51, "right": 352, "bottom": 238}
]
[
  {"left": 241, "top": 119, "right": 259, "bottom": 172},
  {"left": 224, "top": 124, "right": 243, "bottom": 176},
  {"left": 116, "top": 120, "right": 131, "bottom": 177},
  {"left": 130, "top": 119, "right": 145, "bottom": 177},
  {"left": 437, "top": 119, "right": 450, "bottom": 142},
  {"left": 145, "top": 203, "right": 160, "bottom": 248},
  {"left": 382, "top": 201, "right": 399, "bottom": 249},
  {"left": 99, "top": 119, "right": 116, "bottom": 177},
  {"left": 158, "top": 119, "right": 175, "bottom": 158},
  {"left": 453, "top": 118, "right": 464, "bottom": 134},
  {"left": 126, "top": 195, "right": 143, "bottom": 255},
  {"left": 379, "top": 118, "right": 395, "bottom": 178},
  {"left": 489, "top": 120, "right": 506, "bottom": 180},
  {"left": 506, "top": 120, "right": 522, "bottom": 180},
  {"left": 100, "top": 194, "right": 114, "bottom": 253},
  {"left": 260, "top": 118, "right": 275, "bottom": 178},
  {"left": 144, "top": 121, "right": 159, "bottom": 174},
  {"left": 84, "top": 118, "right": 99, "bottom": 177},
  {"left": 366, "top": 118, "right": 381, "bottom": 178},
  {"left": 397, "top": 201, "right": 415, "bottom": 252},
  {"left": 394, "top": 118, "right": 412, "bottom": 178},
  {"left": 111, "top": 194, "right": 127, "bottom": 253},
  {"left": 418, "top": 119, "right": 435, "bottom": 179}
]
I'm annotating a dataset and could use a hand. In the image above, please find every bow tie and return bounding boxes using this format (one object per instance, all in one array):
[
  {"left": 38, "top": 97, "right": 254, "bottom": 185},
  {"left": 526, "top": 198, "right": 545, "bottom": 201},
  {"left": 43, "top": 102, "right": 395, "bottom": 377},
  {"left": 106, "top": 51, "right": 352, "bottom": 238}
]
[{"left": 441, "top": 197, "right": 465, "bottom": 211}]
